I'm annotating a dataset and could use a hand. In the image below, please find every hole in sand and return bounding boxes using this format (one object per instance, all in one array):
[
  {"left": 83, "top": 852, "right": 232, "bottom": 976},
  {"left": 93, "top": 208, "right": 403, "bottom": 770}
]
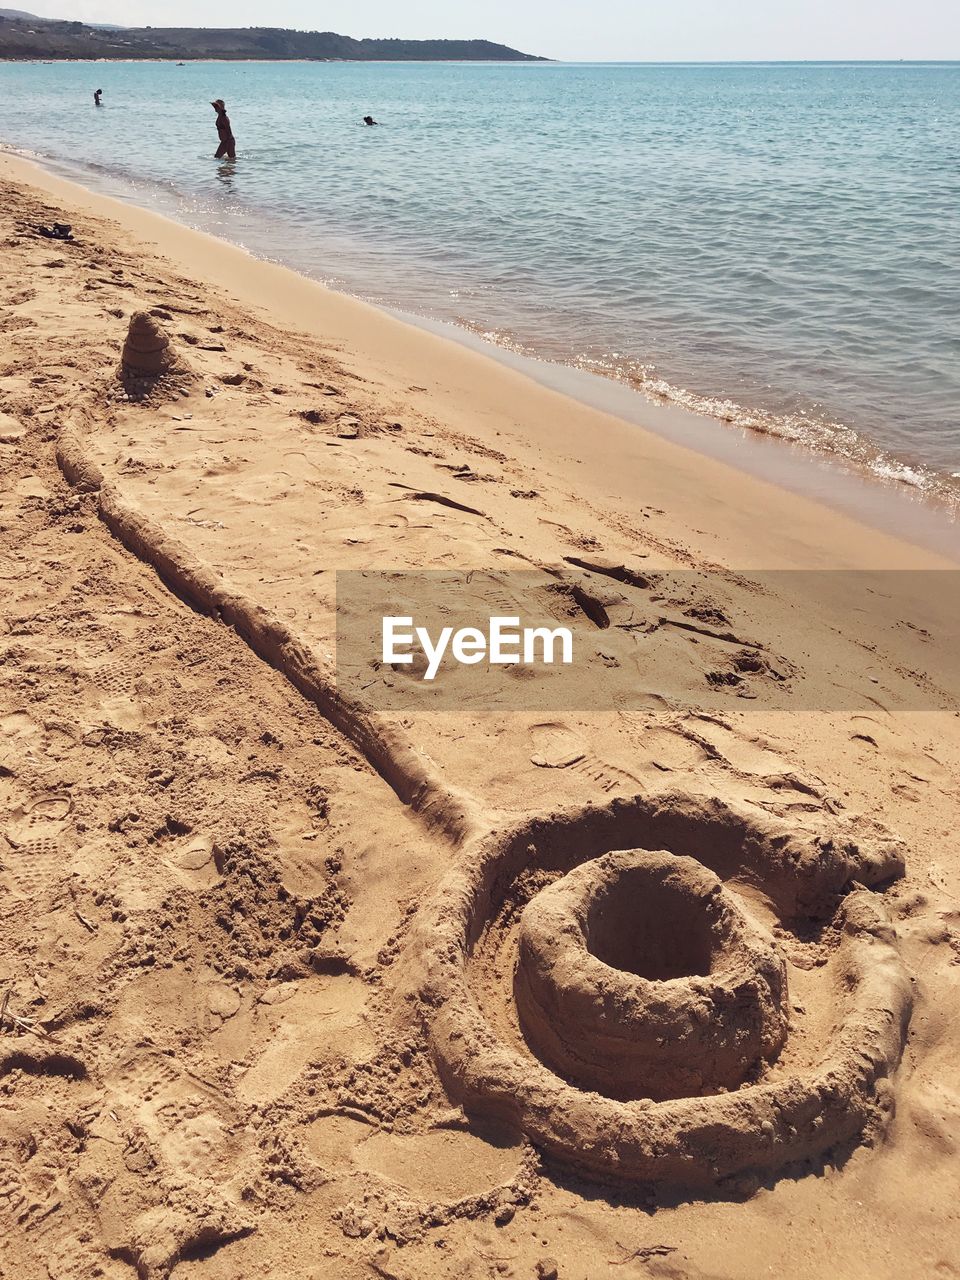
[{"left": 585, "top": 862, "right": 715, "bottom": 981}]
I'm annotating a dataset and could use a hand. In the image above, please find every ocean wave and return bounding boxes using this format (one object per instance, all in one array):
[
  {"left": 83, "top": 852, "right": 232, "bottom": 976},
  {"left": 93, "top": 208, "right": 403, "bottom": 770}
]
[{"left": 457, "top": 319, "right": 960, "bottom": 512}]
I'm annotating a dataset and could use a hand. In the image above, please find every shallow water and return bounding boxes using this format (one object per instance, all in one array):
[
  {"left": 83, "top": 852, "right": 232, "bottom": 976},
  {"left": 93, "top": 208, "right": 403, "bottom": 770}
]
[{"left": 2, "top": 59, "right": 959, "bottom": 500}]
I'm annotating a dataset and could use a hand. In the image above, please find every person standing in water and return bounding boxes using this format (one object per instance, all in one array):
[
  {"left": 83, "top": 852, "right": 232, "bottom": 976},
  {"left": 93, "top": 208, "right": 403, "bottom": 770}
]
[
  {"left": 211, "top": 99, "right": 236, "bottom": 160},
  {"left": 94, "top": 88, "right": 103, "bottom": 106}
]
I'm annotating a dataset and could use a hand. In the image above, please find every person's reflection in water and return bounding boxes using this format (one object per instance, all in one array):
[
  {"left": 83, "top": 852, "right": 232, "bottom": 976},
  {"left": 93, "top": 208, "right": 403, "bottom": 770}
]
[{"left": 216, "top": 158, "right": 238, "bottom": 190}]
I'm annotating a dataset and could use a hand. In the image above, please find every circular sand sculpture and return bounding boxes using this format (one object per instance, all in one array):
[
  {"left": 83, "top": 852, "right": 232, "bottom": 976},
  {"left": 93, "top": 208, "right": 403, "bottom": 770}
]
[
  {"left": 515, "top": 851, "right": 787, "bottom": 1101},
  {"left": 415, "top": 792, "right": 912, "bottom": 1189}
]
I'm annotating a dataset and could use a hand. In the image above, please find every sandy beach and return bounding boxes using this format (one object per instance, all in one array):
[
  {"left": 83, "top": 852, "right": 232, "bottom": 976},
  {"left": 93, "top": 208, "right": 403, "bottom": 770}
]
[{"left": 2, "top": 150, "right": 960, "bottom": 1280}]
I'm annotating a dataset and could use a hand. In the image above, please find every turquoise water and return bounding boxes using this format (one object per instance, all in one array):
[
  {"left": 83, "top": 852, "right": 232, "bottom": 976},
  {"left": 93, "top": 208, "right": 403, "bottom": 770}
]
[{"left": 2, "top": 60, "right": 959, "bottom": 499}]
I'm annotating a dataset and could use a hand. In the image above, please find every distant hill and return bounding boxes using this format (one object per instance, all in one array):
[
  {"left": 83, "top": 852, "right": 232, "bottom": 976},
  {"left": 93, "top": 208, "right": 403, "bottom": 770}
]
[
  {"left": 0, "top": 15, "right": 546, "bottom": 61},
  {"left": 0, "top": 8, "right": 125, "bottom": 27}
]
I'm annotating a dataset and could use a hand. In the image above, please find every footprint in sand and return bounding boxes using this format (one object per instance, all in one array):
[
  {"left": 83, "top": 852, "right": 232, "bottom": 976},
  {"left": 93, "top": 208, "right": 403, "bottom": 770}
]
[
  {"left": 849, "top": 715, "right": 953, "bottom": 788},
  {"left": 673, "top": 716, "right": 828, "bottom": 807},
  {"left": 635, "top": 726, "right": 711, "bottom": 774},
  {"left": 163, "top": 833, "right": 219, "bottom": 889},
  {"left": 237, "top": 979, "right": 371, "bottom": 1106},
  {"left": 530, "top": 722, "right": 588, "bottom": 769},
  {"left": 158, "top": 1111, "right": 234, "bottom": 1181},
  {"left": 89, "top": 660, "right": 137, "bottom": 698},
  {"left": 110, "top": 1048, "right": 217, "bottom": 1110},
  {"left": 1, "top": 834, "right": 63, "bottom": 899},
  {"left": 352, "top": 1124, "right": 525, "bottom": 1203},
  {"left": 683, "top": 715, "right": 791, "bottom": 776},
  {"left": 85, "top": 660, "right": 148, "bottom": 728},
  {"left": 104, "top": 1050, "right": 243, "bottom": 1237},
  {"left": 4, "top": 792, "right": 71, "bottom": 846},
  {"left": 0, "top": 1154, "right": 92, "bottom": 1276},
  {"left": 476, "top": 571, "right": 556, "bottom": 624},
  {"left": 529, "top": 722, "right": 641, "bottom": 793},
  {"left": 2, "top": 793, "right": 73, "bottom": 898}
]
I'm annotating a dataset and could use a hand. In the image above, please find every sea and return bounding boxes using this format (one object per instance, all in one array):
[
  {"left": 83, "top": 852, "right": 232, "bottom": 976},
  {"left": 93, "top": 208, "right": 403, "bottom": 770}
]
[{"left": 1, "top": 59, "right": 959, "bottom": 507}]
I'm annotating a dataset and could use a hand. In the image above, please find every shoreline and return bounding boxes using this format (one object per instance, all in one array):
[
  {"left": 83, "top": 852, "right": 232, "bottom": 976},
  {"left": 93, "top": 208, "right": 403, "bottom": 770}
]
[
  {"left": 402, "top": 308, "right": 960, "bottom": 560},
  {"left": 2, "top": 147, "right": 958, "bottom": 565}
]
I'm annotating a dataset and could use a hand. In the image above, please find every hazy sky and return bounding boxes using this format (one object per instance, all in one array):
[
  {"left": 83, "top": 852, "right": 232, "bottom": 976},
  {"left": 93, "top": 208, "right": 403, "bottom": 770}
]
[{"left": 16, "top": 1, "right": 960, "bottom": 62}]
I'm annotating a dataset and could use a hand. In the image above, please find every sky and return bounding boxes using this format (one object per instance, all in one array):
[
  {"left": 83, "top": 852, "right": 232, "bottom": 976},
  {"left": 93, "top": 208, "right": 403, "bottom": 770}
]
[{"left": 13, "top": 1, "right": 960, "bottom": 62}]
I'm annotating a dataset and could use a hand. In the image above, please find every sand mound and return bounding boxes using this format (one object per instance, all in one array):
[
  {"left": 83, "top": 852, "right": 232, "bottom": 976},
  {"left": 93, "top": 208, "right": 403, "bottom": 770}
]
[
  {"left": 116, "top": 310, "right": 191, "bottom": 400},
  {"left": 121, "top": 310, "right": 177, "bottom": 374}
]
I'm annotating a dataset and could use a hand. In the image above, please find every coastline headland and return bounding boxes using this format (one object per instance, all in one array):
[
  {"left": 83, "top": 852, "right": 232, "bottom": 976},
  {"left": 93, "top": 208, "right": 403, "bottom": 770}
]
[{"left": 0, "top": 15, "right": 547, "bottom": 61}]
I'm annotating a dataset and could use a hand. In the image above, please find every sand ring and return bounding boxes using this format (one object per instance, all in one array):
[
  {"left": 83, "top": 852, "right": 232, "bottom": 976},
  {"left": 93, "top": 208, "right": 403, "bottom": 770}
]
[
  {"left": 515, "top": 851, "right": 788, "bottom": 1101},
  {"left": 415, "top": 792, "right": 912, "bottom": 1189}
]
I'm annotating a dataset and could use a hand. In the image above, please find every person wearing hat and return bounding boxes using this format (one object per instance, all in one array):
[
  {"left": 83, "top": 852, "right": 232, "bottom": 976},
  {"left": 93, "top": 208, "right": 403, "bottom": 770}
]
[{"left": 211, "top": 99, "right": 236, "bottom": 160}]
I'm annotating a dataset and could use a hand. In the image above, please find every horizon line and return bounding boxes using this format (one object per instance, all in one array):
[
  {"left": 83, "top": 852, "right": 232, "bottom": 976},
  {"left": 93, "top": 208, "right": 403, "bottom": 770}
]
[{"left": 3, "top": 56, "right": 959, "bottom": 63}]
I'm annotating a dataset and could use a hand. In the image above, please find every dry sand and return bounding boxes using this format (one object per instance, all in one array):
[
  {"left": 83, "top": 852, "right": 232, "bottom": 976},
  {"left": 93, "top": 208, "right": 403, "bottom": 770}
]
[{"left": 1, "top": 152, "right": 959, "bottom": 1279}]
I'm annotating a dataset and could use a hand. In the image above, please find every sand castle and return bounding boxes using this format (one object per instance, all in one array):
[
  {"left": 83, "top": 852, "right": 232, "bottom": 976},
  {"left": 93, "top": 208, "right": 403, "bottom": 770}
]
[
  {"left": 121, "top": 310, "right": 177, "bottom": 376},
  {"left": 116, "top": 310, "right": 190, "bottom": 399},
  {"left": 514, "top": 850, "right": 789, "bottom": 1101},
  {"left": 418, "top": 793, "right": 912, "bottom": 1189}
]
